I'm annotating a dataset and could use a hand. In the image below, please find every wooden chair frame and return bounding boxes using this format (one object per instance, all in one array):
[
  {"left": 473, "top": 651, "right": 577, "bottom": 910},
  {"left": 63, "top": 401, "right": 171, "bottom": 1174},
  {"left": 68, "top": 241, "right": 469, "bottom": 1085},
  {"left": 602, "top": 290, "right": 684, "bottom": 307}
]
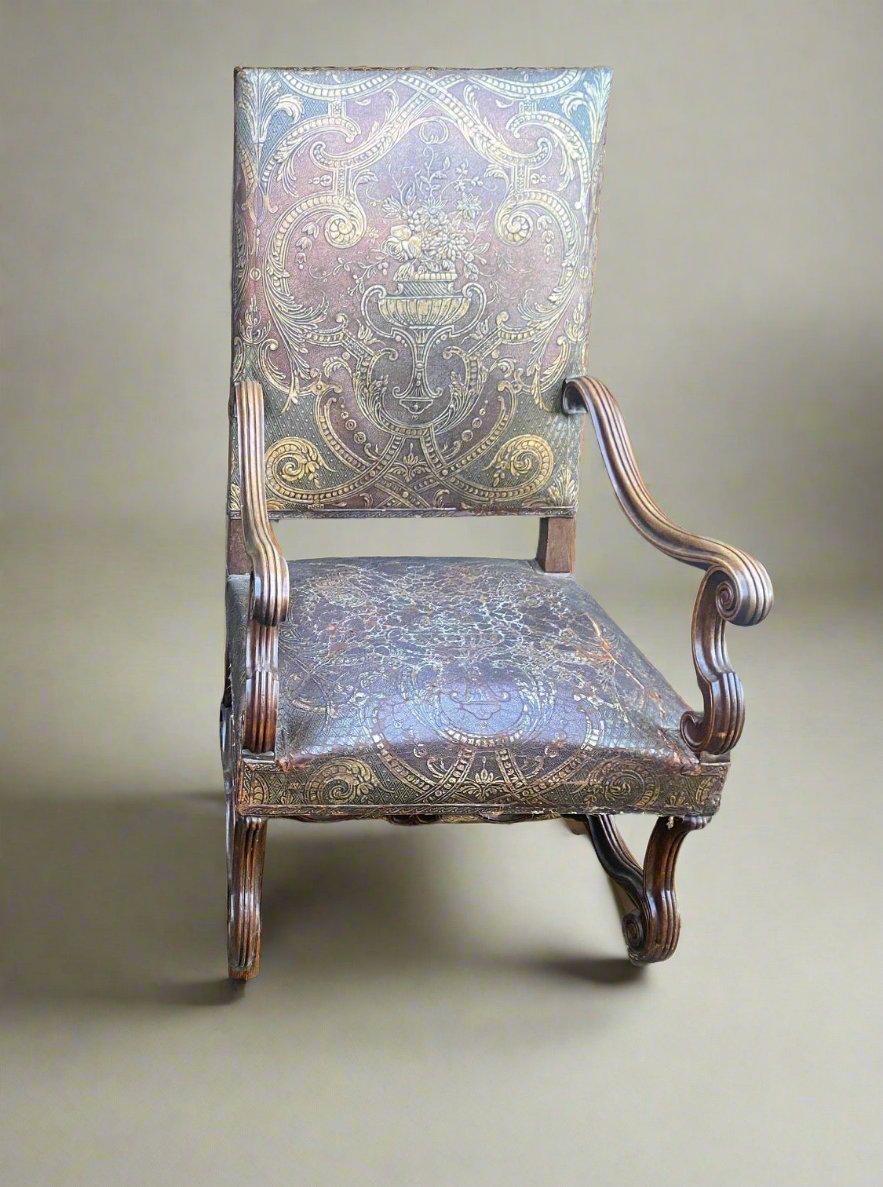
[{"left": 222, "top": 376, "right": 772, "bottom": 978}]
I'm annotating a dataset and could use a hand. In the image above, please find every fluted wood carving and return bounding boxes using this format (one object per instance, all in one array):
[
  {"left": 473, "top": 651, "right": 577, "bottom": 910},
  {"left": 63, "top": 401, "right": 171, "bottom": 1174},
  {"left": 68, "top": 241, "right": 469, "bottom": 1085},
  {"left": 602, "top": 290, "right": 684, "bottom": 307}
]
[
  {"left": 585, "top": 813, "right": 710, "bottom": 962},
  {"left": 227, "top": 806, "right": 267, "bottom": 981},
  {"left": 234, "top": 380, "right": 289, "bottom": 752},
  {"left": 563, "top": 377, "right": 773, "bottom": 755}
]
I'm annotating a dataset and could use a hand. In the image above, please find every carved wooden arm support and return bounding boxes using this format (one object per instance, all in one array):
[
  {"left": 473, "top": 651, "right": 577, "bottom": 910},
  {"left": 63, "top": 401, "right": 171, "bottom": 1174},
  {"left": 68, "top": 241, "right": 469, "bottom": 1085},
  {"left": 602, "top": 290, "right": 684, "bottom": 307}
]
[
  {"left": 234, "top": 380, "right": 290, "bottom": 753},
  {"left": 563, "top": 376, "right": 773, "bottom": 756}
]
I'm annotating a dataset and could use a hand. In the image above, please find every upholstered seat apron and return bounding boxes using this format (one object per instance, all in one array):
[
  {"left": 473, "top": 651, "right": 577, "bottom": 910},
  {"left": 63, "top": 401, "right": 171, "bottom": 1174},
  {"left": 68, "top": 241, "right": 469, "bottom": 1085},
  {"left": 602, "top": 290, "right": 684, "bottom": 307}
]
[{"left": 229, "top": 557, "right": 726, "bottom": 819}]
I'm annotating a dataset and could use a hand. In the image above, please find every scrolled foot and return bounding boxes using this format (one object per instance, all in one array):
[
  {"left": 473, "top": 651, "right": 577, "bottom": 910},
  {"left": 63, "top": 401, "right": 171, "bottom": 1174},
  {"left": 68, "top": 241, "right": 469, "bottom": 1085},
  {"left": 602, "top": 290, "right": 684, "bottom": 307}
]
[
  {"left": 585, "top": 814, "right": 710, "bottom": 963},
  {"left": 227, "top": 807, "right": 267, "bottom": 981}
]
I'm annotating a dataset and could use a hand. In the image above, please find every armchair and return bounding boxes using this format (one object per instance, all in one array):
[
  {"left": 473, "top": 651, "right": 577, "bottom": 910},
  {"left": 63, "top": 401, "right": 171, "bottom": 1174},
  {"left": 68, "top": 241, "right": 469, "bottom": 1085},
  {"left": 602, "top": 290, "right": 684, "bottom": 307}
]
[{"left": 221, "top": 67, "right": 772, "bottom": 980}]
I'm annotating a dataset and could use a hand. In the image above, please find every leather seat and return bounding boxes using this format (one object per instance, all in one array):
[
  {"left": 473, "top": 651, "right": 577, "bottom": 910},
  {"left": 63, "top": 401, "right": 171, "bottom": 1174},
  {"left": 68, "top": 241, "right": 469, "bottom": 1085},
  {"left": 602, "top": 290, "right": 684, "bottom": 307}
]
[{"left": 228, "top": 557, "right": 726, "bottom": 819}]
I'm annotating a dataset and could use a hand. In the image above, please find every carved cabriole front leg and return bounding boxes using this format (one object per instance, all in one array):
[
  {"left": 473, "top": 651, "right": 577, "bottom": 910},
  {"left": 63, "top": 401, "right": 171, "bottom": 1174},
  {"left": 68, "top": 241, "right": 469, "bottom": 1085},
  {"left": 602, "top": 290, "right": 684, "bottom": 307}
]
[
  {"left": 584, "top": 814, "right": 710, "bottom": 963},
  {"left": 222, "top": 653, "right": 266, "bottom": 982},
  {"left": 227, "top": 803, "right": 267, "bottom": 981},
  {"left": 224, "top": 381, "right": 287, "bottom": 981}
]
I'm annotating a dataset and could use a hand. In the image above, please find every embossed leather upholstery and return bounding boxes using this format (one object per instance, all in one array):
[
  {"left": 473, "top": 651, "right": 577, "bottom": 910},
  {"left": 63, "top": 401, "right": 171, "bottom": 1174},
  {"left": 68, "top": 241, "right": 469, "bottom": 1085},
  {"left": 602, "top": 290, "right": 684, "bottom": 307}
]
[
  {"left": 229, "top": 559, "right": 726, "bottom": 819},
  {"left": 231, "top": 67, "right": 610, "bottom": 517}
]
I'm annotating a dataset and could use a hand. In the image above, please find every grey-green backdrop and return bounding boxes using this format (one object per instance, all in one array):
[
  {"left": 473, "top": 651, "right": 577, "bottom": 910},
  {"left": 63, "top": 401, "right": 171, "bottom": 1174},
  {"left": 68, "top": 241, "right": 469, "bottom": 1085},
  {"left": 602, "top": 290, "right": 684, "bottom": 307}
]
[{"left": 2, "top": 3, "right": 881, "bottom": 1186}]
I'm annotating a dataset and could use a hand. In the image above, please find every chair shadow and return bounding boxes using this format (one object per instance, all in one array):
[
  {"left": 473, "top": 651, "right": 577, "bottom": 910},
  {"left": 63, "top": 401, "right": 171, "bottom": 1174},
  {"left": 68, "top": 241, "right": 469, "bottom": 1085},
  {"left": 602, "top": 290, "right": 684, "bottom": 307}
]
[
  {"left": 2, "top": 790, "right": 640, "bottom": 1009},
  {"left": 2, "top": 791, "right": 228, "bottom": 1008},
  {"left": 498, "top": 953, "right": 643, "bottom": 986},
  {"left": 1, "top": 790, "right": 435, "bottom": 1009}
]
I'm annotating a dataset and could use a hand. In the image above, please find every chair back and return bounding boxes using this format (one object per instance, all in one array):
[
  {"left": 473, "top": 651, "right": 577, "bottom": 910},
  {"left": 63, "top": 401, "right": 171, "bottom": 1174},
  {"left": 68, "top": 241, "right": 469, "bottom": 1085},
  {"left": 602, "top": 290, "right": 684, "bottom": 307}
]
[{"left": 231, "top": 67, "right": 612, "bottom": 518}]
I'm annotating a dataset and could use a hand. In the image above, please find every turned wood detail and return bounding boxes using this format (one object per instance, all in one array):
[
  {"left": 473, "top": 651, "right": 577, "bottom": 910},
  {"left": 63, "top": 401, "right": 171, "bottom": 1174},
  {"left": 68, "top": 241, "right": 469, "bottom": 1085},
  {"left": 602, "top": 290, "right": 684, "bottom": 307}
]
[
  {"left": 233, "top": 380, "right": 289, "bottom": 753},
  {"left": 563, "top": 377, "right": 773, "bottom": 755},
  {"left": 536, "top": 516, "right": 576, "bottom": 573},
  {"left": 227, "top": 805, "right": 267, "bottom": 981},
  {"left": 584, "top": 813, "right": 709, "bottom": 963}
]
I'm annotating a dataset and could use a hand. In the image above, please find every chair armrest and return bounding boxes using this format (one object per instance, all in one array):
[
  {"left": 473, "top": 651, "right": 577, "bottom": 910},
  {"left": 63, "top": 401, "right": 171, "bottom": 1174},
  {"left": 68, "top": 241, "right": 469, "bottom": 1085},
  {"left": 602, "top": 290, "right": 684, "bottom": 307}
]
[
  {"left": 563, "top": 376, "right": 773, "bottom": 756},
  {"left": 233, "top": 380, "right": 289, "bottom": 753},
  {"left": 235, "top": 380, "right": 289, "bottom": 628}
]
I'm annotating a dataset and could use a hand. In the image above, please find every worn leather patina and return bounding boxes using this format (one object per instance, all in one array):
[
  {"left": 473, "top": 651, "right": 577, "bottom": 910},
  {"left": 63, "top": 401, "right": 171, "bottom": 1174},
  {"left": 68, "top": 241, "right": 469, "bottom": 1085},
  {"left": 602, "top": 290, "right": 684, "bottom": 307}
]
[
  {"left": 228, "top": 558, "right": 727, "bottom": 818},
  {"left": 230, "top": 67, "right": 611, "bottom": 517}
]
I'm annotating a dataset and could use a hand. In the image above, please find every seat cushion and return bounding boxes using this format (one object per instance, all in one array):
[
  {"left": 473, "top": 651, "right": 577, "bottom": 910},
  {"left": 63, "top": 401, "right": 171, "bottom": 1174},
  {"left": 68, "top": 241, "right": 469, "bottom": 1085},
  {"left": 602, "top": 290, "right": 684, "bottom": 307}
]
[{"left": 228, "top": 557, "right": 727, "bottom": 819}]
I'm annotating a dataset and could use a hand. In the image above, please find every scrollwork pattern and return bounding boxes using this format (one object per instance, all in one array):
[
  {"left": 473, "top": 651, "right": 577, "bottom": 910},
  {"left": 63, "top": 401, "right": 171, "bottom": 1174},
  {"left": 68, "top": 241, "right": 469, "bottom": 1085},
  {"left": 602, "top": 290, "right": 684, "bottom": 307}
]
[
  {"left": 228, "top": 558, "right": 729, "bottom": 816},
  {"left": 231, "top": 68, "right": 611, "bottom": 515}
]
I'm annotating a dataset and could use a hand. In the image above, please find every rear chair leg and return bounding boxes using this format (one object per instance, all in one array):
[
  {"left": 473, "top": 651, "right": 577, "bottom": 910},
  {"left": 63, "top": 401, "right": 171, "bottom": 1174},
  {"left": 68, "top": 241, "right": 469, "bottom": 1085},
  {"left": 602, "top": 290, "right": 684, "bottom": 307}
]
[
  {"left": 583, "top": 814, "right": 710, "bottom": 963},
  {"left": 227, "top": 803, "right": 267, "bottom": 981}
]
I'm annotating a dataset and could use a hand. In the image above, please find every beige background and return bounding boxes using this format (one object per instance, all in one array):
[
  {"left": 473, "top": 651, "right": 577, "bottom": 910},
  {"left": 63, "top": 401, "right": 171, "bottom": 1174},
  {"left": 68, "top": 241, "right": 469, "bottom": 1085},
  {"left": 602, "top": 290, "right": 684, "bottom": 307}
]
[{"left": 2, "top": 2, "right": 882, "bottom": 1185}]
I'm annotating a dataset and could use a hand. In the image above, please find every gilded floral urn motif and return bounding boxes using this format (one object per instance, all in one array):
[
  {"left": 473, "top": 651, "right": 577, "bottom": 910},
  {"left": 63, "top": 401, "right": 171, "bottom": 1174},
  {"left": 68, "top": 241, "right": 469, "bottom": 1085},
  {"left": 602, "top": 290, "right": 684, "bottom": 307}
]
[{"left": 231, "top": 67, "right": 612, "bottom": 513}]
